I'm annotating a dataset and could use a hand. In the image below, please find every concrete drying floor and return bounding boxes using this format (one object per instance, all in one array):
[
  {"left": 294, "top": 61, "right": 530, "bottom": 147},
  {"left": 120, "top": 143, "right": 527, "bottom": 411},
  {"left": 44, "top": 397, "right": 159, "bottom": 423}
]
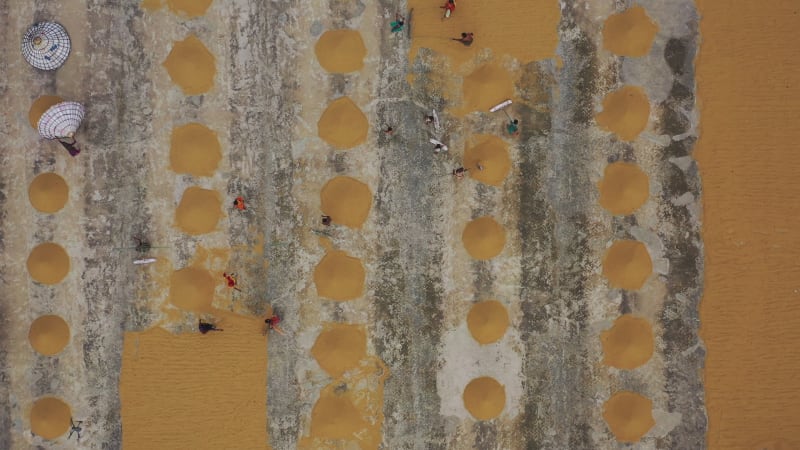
[{"left": 0, "top": 0, "right": 706, "bottom": 448}]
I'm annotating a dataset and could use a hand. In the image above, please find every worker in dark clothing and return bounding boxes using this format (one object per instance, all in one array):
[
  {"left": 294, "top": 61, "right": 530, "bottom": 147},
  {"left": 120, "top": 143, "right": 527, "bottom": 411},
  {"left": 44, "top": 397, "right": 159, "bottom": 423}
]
[
  {"left": 199, "top": 319, "right": 223, "bottom": 334},
  {"left": 452, "top": 32, "right": 474, "bottom": 46}
]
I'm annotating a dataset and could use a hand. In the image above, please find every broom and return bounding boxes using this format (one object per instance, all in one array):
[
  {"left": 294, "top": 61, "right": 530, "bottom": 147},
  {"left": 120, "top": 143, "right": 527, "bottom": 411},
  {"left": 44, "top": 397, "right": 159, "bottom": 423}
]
[{"left": 490, "top": 99, "right": 513, "bottom": 119}]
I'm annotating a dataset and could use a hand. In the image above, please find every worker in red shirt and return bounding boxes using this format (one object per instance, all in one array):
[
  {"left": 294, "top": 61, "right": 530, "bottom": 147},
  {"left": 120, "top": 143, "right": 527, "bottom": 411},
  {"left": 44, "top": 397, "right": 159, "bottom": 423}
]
[
  {"left": 233, "top": 196, "right": 246, "bottom": 211},
  {"left": 223, "top": 272, "right": 242, "bottom": 292},
  {"left": 264, "top": 312, "right": 286, "bottom": 336},
  {"left": 441, "top": 0, "right": 456, "bottom": 18}
]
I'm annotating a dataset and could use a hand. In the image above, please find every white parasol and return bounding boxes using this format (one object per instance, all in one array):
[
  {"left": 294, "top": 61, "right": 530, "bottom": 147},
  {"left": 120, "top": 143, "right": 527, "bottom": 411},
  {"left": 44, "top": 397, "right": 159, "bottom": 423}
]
[
  {"left": 22, "top": 22, "right": 71, "bottom": 71},
  {"left": 37, "top": 101, "right": 85, "bottom": 140}
]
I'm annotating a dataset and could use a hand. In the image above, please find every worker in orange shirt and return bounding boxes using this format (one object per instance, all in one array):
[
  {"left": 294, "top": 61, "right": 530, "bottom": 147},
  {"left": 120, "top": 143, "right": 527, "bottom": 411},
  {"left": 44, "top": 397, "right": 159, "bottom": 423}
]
[{"left": 233, "top": 196, "right": 246, "bottom": 211}]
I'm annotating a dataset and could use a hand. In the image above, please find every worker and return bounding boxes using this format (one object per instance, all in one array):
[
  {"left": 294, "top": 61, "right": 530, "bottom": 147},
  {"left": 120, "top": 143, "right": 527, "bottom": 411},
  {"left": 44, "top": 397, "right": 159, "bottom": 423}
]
[
  {"left": 452, "top": 32, "right": 474, "bottom": 46},
  {"left": 441, "top": 0, "right": 456, "bottom": 18},
  {"left": 391, "top": 13, "right": 405, "bottom": 33},
  {"left": 223, "top": 272, "right": 242, "bottom": 292},
  {"left": 264, "top": 313, "right": 286, "bottom": 336},
  {"left": 199, "top": 319, "right": 223, "bottom": 334},
  {"left": 452, "top": 167, "right": 469, "bottom": 179},
  {"left": 507, "top": 119, "right": 520, "bottom": 136}
]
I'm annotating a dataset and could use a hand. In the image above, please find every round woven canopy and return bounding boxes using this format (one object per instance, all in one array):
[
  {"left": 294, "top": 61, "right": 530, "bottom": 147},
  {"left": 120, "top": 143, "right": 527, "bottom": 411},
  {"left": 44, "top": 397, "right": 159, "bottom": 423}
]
[
  {"left": 37, "top": 102, "right": 85, "bottom": 140},
  {"left": 22, "top": 22, "right": 71, "bottom": 70}
]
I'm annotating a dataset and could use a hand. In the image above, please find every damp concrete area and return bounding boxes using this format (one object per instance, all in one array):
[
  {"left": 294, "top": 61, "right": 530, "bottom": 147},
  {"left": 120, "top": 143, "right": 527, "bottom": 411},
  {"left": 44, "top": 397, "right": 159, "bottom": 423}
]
[{"left": 0, "top": 0, "right": 704, "bottom": 449}]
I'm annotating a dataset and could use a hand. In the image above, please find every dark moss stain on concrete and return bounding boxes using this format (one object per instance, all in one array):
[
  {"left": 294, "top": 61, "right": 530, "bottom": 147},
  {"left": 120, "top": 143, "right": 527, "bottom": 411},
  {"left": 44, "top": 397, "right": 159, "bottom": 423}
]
[
  {"left": 474, "top": 420, "right": 498, "bottom": 449},
  {"left": 656, "top": 7, "right": 707, "bottom": 449},
  {"left": 68, "top": 3, "right": 162, "bottom": 447},
  {"left": 570, "top": 32, "right": 599, "bottom": 126},
  {"left": 218, "top": 1, "right": 307, "bottom": 448},
  {"left": 369, "top": 5, "right": 448, "bottom": 444}
]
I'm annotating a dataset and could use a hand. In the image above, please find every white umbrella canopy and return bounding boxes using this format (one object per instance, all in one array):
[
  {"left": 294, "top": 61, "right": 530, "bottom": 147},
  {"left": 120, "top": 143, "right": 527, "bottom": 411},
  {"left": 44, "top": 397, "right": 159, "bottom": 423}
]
[
  {"left": 37, "top": 101, "right": 85, "bottom": 140},
  {"left": 22, "top": 22, "right": 71, "bottom": 70}
]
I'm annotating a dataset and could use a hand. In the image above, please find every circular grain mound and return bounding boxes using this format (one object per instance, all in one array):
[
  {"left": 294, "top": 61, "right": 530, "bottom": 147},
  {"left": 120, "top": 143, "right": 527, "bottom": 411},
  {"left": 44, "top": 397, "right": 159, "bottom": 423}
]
[
  {"left": 598, "top": 162, "right": 649, "bottom": 215},
  {"left": 30, "top": 397, "right": 71, "bottom": 440},
  {"left": 595, "top": 86, "right": 650, "bottom": 142},
  {"left": 315, "top": 30, "right": 367, "bottom": 73},
  {"left": 28, "top": 315, "right": 70, "bottom": 356},
  {"left": 463, "top": 377, "right": 506, "bottom": 420},
  {"left": 163, "top": 35, "right": 216, "bottom": 95},
  {"left": 313, "top": 250, "right": 365, "bottom": 301},
  {"left": 29, "top": 173, "right": 69, "bottom": 213},
  {"left": 602, "top": 240, "right": 653, "bottom": 290},
  {"left": 175, "top": 187, "right": 222, "bottom": 235},
  {"left": 602, "top": 391, "right": 655, "bottom": 443},
  {"left": 320, "top": 176, "right": 372, "bottom": 228},
  {"left": 311, "top": 324, "right": 367, "bottom": 377},
  {"left": 166, "top": 0, "right": 213, "bottom": 17},
  {"left": 317, "top": 97, "right": 368, "bottom": 149},
  {"left": 462, "top": 216, "right": 506, "bottom": 260},
  {"left": 467, "top": 300, "right": 509, "bottom": 344},
  {"left": 29, "top": 95, "right": 64, "bottom": 129},
  {"left": 27, "top": 243, "right": 69, "bottom": 285},
  {"left": 463, "top": 136, "right": 511, "bottom": 186},
  {"left": 310, "top": 392, "right": 367, "bottom": 440},
  {"left": 603, "top": 6, "right": 659, "bottom": 57},
  {"left": 462, "top": 63, "right": 514, "bottom": 113},
  {"left": 600, "top": 315, "right": 654, "bottom": 369},
  {"left": 170, "top": 123, "right": 222, "bottom": 176},
  {"left": 169, "top": 267, "right": 214, "bottom": 311}
]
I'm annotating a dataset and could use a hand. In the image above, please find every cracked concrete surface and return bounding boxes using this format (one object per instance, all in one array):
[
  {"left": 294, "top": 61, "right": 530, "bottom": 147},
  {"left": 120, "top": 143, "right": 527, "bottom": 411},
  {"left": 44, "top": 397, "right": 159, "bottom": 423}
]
[{"left": 0, "top": 0, "right": 705, "bottom": 448}]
